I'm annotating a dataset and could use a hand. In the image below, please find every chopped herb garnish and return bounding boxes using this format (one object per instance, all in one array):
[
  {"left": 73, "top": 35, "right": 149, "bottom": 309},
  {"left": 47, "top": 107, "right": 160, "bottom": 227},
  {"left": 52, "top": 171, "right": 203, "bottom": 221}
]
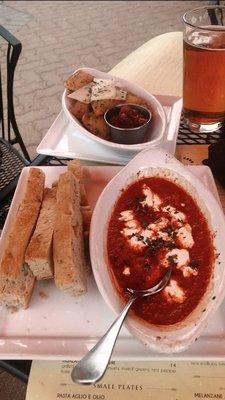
[
  {"left": 135, "top": 195, "right": 146, "bottom": 203},
  {"left": 137, "top": 235, "right": 144, "bottom": 241},
  {"left": 215, "top": 252, "right": 221, "bottom": 259},
  {"left": 190, "top": 260, "right": 199, "bottom": 269},
  {"left": 144, "top": 263, "right": 152, "bottom": 270},
  {"left": 142, "top": 206, "right": 148, "bottom": 215},
  {"left": 164, "top": 241, "right": 174, "bottom": 249},
  {"left": 164, "top": 225, "right": 173, "bottom": 236},
  {"left": 145, "top": 237, "right": 166, "bottom": 252},
  {"left": 167, "top": 254, "right": 178, "bottom": 265}
]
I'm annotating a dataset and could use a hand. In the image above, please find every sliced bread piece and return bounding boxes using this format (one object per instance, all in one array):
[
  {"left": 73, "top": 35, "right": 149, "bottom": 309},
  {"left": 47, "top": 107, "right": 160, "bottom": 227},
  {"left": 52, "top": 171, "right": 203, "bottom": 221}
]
[
  {"left": 25, "top": 187, "right": 57, "bottom": 280},
  {"left": 0, "top": 167, "right": 45, "bottom": 310},
  {"left": 67, "top": 160, "right": 90, "bottom": 206},
  {"left": 79, "top": 183, "right": 89, "bottom": 206},
  {"left": 53, "top": 171, "right": 87, "bottom": 296},
  {"left": 0, "top": 264, "right": 35, "bottom": 310},
  {"left": 0, "top": 168, "right": 45, "bottom": 278},
  {"left": 80, "top": 205, "right": 92, "bottom": 231},
  {"left": 64, "top": 70, "right": 93, "bottom": 92},
  {"left": 67, "top": 159, "right": 90, "bottom": 182}
]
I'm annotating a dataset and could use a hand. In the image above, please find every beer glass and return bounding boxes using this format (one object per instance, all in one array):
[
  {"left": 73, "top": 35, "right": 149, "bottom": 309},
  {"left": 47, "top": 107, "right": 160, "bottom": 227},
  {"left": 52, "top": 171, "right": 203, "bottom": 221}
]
[{"left": 183, "top": 6, "right": 225, "bottom": 133}]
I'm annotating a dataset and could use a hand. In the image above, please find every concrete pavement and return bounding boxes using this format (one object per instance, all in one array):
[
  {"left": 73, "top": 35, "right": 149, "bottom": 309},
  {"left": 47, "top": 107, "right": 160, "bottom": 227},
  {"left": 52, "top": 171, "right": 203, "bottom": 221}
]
[{"left": 0, "top": 0, "right": 207, "bottom": 158}]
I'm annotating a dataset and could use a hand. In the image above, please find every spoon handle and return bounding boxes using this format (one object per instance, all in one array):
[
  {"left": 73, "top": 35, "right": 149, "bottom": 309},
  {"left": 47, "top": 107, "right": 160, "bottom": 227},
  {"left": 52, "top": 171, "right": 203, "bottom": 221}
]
[{"left": 71, "top": 296, "right": 137, "bottom": 384}]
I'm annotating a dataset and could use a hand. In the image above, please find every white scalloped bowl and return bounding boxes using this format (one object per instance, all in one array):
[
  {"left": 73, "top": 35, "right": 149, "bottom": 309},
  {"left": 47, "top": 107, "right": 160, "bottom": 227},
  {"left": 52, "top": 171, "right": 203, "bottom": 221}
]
[
  {"left": 62, "top": 68, "right": 166, "bottom": 154},
  {"left": 90, "top": 148, "right": 225, "bottom": 353}
]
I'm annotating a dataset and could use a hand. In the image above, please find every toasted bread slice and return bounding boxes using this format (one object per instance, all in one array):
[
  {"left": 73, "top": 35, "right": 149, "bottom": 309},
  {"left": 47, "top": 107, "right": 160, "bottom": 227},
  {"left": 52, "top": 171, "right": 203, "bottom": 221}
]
[
  {"left": 80, "top": 205, "right": 92, "bottom": 231},
  {"left": 91, "top": 98, "right": 122, "bottom": 117},
  {"left": 0, "top": 265, "right": 35, "bottom": 310},
  {"left": 0, "top": 168, "right": 45, "bottom": 278},
  {"left": 66, "top": 98, "right": 90, "bottom": 121},
  {"left": 126, "top": 92, "right": 151, "bottom": 110},
  {"left": 0, "top": 168, "right": 45, "bottom": 310},
  {"left": 25, "top": 187, "right": 57, "bottom": 280},
  {"left": 67, "top": 159, "right": 89, "bottom": 182},
  {"left": 82, "top": 112, "right": 110, "bottom": 139},
  {"left": 67, "top": 160, "right": 90, "bottom": 206},
  {"left": 53, "top": 171, "right": 87, "bottom": 296},
  {"left": 64, "top": 70, "right": 93, "bottom": 91}
]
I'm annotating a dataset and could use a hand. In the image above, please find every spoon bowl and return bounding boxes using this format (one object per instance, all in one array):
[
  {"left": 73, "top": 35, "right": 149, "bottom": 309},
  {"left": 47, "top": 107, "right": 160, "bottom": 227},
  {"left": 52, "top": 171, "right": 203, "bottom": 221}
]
[
  {"left": 127, "top": 268, "right": 172, "bottom": 297},
  {"left": 71, "top": 268, "right": 172, "bottom": 384}
]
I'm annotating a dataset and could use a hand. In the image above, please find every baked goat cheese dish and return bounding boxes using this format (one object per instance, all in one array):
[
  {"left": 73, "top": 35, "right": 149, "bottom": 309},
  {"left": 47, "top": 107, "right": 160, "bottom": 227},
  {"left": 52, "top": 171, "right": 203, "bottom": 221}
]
[{"left": 107, "top": 173, "right": 215, "bottom": 327}]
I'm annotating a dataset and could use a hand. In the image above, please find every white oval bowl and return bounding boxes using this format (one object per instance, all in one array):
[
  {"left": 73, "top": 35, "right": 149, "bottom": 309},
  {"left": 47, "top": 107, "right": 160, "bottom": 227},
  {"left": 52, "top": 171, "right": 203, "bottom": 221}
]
[
  {"left": 90, "top": 147, "right": 225, "bottom": 353},
  {"left": 62, "top": 67, "right": 166, "bottom": 154}
]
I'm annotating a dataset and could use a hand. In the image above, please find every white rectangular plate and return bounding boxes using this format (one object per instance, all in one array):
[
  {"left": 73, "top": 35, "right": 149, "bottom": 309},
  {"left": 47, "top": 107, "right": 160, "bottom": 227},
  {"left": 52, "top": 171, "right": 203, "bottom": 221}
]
[
  {"left": 36, "top": 95, "right": 182, "bottom": 165},
  {"left": 0, "top": 165, "right": 224, "bottom": 360}
]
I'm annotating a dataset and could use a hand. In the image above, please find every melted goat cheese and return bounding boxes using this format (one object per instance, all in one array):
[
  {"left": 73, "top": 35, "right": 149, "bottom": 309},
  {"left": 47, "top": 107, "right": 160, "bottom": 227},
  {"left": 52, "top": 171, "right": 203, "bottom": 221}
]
[
  {"left": 148, "top": 217, "right": 169, "bottom": 232},
  {"left": 120, "top": 210, "right": 140, "bottom": 239},
  {"left": 122, "top": 267, "right": 131, "bottom": 276},
  {"left": 140, "top": 184, "right": 162, "bottom": 210},
  {"left": 119, "top": 210, "right": 134, "bottom": 222},
  {"left": 129, "top": 235, "right": 146, "bottom": 250},
  {"left": 68, "top": 78, "right": 127, "bottom": 103},
  {"left": 182, "top": 266, "right": 198, "bottom": 278},
  {"left": 162, "top": 205, "right": 186, "bottom": 227},
  {"left": 163, "top": 248, "right": 198, "bottom": 277},
  {"left": 163, "top": 248, "right": 190, "bottom": 269},
  {"left": 164, "top": 279, "right": 186, "bottom": 303},
  {"left": 176, "top": 224, "right": 194, "bottom": 249}
]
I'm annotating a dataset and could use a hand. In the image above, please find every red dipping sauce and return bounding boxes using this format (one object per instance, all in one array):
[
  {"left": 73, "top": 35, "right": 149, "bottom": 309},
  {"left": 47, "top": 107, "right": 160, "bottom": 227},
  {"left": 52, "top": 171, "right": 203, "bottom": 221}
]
[
  {"left": 108, "top": 105, "right": 149, "bottom": 129},
  {"left": 107, "top": 177, "right": 214, "bottom": 326}
]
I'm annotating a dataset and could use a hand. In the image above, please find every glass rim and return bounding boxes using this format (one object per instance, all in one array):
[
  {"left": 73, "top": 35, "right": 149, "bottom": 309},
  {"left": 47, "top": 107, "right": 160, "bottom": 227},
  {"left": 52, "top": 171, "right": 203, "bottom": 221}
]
[{"left": 183, "top": 5, "right": 225, "bottom": 31}]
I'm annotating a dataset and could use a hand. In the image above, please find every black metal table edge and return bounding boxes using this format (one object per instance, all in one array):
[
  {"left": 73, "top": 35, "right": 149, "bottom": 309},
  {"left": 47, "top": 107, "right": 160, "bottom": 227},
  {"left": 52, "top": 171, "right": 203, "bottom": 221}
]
[{"left": 0, "top": 360, "right": 31, "bottom": 383}]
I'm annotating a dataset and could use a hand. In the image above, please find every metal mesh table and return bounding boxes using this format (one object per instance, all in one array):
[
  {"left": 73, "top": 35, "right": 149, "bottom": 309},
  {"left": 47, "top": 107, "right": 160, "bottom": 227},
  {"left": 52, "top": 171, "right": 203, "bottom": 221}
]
[
  {"left": 0, "top": 139, "right": 29, "bottom": 229},
  {"left": 178, "top": 114, "right": 224, "bottom": 144}
]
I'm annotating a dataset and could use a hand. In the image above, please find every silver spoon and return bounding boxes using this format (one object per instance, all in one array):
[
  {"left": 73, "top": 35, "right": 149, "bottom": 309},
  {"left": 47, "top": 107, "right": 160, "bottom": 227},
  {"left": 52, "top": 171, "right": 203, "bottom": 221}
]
[{"left": 71, "top": 268, "right": 172, "bottom": 385}]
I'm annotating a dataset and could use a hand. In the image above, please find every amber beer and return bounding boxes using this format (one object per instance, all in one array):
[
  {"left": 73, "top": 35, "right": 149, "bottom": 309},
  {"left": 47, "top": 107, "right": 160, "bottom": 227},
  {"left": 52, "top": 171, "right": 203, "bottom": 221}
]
[{"left": 183, "top": 28, "right": 225, "bottom": 128}]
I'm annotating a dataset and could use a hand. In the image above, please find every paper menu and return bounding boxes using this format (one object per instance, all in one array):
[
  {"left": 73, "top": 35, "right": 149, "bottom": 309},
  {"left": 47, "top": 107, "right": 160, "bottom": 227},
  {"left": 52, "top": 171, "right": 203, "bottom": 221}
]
[{"left": 26, "top": 360, "right": 225, "bottom": 400}]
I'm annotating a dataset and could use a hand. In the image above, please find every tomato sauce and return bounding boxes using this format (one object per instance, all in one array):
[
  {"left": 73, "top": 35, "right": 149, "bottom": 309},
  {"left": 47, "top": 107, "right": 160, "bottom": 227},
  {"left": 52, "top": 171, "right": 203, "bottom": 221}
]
[
  {"left": 108, "top": 105, "right": 148, "bottom": 129},
  {"left": 107, "top": 177, "right": 214, "bottom": 326}
]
